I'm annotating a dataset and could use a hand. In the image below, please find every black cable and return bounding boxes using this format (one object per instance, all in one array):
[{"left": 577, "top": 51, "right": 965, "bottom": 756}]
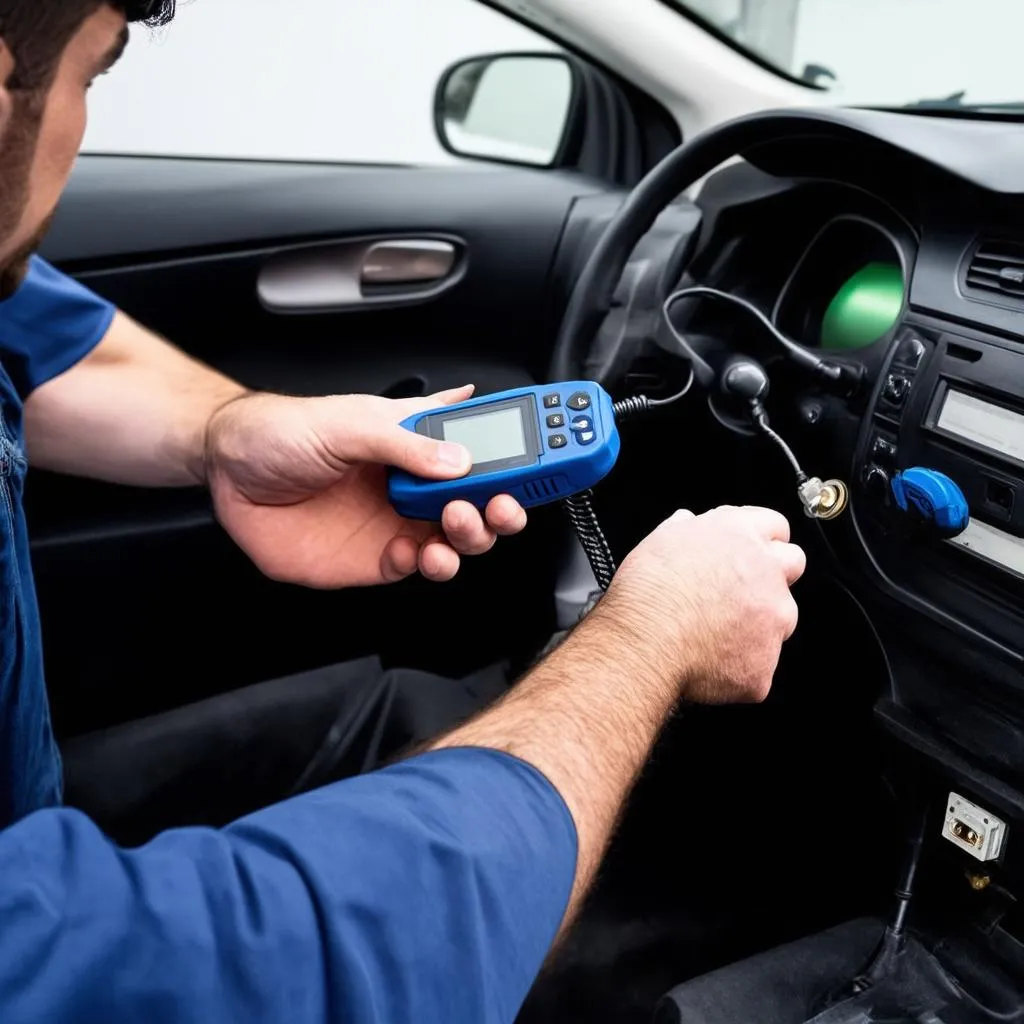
[
  {"left": 611, "top": 395, "right": 651, "bottom": 421},
  {"left": 663, "top": 285, "right": 845, "bottom": 384},
  {"left": 891, "top": 804, "right": 929, "bottom": 940},
  {"left": 564, "top": 387, "right": 694, "bottom": 590},
  {"left": 556, "top": 361, "right": 703, "bottom": 591},
  {"left": 563, "top": 489, "right": 617, "bottom": 591},
  {"left": 749, "top": 400, "right": 809, "bottom": 485}
]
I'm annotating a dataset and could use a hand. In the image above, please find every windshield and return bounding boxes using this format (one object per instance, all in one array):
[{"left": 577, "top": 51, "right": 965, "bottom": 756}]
[{"left": 668, "top": 0, "right": 1024, "bottom": 110}]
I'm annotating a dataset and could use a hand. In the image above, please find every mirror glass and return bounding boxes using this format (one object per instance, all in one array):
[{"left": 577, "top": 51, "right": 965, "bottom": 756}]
[{"left": 438, "top": 55, "right": 573, "bottom": 166}]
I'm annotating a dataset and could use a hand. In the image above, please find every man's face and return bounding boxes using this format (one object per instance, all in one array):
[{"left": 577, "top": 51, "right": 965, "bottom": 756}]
[{"left": 0, "top": 5, "right": 128, "bottom": 297}]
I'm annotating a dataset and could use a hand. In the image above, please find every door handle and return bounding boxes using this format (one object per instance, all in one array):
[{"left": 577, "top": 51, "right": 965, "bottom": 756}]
[
  {"left": 258, "top": 237, "right": 463, "bottom": 313},
  {"left": 360, "top": 240, "right": 457, "bottom": 286}
]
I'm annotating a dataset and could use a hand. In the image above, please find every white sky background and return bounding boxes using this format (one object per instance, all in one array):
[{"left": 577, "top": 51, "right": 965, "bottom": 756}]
[
  {"left": 84, "top": 0, "right": 1024, "bottom": 162},
  {"left": 84, "top": 0, "right": 556, "bottom": 163}
]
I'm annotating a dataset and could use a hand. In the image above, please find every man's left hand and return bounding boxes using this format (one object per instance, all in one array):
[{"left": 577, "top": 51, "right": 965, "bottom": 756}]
[{"left": 205, "top": 386, "right": 527, "bottom": 588}]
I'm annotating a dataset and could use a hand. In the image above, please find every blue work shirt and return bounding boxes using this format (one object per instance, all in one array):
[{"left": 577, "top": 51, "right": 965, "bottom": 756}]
[
  {"left": 0, "top": 255, "right": 116, "bottom": 823},
  {"left": 1, "top": 748, "right": 576, "bottom": 1022},
  {"left": 0, "top": 258, "right": 578, "bottom": 1021}
]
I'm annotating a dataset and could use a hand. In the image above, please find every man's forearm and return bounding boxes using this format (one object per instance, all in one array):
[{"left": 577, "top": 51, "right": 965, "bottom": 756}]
[
  {"left": 24, "top": 311, "right": 247, "bottom": 487},
  {"left": 431, "top": 605, "right": 681, "bottom": 926}
]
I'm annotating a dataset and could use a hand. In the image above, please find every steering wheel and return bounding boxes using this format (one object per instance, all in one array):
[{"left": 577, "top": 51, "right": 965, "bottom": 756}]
[{"left": 549, "top": 109, "right": 862, "bottom": 385}]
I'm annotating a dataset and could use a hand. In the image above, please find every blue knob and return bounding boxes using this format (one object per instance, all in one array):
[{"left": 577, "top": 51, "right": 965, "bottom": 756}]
[{"left": 890, "top": 468, "right": 969, "bottom": 537}]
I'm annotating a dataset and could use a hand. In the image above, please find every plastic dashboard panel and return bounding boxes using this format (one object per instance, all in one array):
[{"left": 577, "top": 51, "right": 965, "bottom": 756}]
[{"left": 677, "top": 112, "right": 1024, "bottom": 811}]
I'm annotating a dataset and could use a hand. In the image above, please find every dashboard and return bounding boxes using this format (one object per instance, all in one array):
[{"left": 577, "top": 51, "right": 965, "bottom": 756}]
[{"left": 611, "top": 110, "right": 1024, "bottom": 836}]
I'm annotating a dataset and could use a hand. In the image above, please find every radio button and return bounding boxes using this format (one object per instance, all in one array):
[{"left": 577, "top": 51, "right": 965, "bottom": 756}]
[
  {"left": 871, "top": 436, "right": 897, "bottom": 464},
  {"left": 895, "top": 333, "right": 927, "bottom": 370},
  {"left": 883, "top": 373, "right": 911, "bottom": 406},
  {"left": 863, "top": 464, "right": 891, "bottom": 501}
]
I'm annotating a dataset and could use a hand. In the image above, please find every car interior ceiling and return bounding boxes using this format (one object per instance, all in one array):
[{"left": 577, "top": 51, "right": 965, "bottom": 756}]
[{"left": 34, "top": 102, "right": 1024, "bottom": 1022}]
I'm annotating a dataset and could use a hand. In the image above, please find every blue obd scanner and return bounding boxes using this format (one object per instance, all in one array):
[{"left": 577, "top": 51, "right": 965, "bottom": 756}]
[{"left": 388, "top": 382, "right": 621, "bottom": 522}]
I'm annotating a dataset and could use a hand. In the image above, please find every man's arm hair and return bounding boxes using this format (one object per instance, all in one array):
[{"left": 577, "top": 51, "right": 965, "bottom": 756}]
[{"left": 431, "top": 603, "right": 681, "bottom": 926}]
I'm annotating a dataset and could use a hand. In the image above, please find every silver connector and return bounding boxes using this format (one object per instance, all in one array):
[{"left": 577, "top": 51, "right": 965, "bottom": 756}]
[{"left": 798, "top": 477, "right": 850, "bottom": 520}]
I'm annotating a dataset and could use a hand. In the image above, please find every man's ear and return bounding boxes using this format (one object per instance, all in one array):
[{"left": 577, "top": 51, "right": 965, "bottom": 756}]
[{"left": 0, "top": 39, "right": 13, "bottom": 144}]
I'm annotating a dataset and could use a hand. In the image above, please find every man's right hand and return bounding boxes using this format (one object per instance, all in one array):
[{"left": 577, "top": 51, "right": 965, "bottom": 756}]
[
  {"left": 597, "top": 505, "right": 806, "bottom": 705},
  {"left": 433, "top": 504, "right": 807, "bottom": 930}
]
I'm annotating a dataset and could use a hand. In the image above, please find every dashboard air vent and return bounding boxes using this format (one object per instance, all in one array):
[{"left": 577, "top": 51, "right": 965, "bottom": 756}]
[{"left": 965, "top": 241, "right": 1024, "bottom": 301}]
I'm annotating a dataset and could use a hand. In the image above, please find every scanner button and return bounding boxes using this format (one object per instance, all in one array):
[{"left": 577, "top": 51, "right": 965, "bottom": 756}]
[
  {"left": 567, "top": 391, "right": 591, "bottom": 412},
  {"left": 570, "top": 415, "right": 593, "bottom": 433},
  {"left": 576, "top": 430, "right": 596, "bottom": 446},
  {"left": 548, "top": 434, "right": 568, "bottom": 449},
  {"left": 543, "top": 393, "right": 561, "bottom": 409},
  {"left": 546, "top": 413, "right": 565, "bottom": 428}
]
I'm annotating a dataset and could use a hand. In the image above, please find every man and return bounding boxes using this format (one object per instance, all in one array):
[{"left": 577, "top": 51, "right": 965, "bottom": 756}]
[
  {"left": 1, "top": 0, "right": 532, "bottom": 829},
  {"left": 0, "top": 3, "right": 806, "bottom": 1022}
]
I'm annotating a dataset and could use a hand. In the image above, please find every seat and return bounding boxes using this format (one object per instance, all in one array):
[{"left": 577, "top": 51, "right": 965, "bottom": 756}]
[{"left": 657, "top": 916, "right": 1024, "bottom": 1023}]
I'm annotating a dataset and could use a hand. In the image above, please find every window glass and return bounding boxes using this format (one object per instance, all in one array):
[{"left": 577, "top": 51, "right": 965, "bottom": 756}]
[
  {"left": 84, "top": 0, "right": 562, "bottom": 163},
  {"left": 670, "top": 0, "right": 1024, "bottom": 108}
]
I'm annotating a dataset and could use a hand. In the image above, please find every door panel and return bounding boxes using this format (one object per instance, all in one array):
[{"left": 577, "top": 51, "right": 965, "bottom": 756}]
[{"left": 32, "top": 156, "right": 607, "bottom": 738}]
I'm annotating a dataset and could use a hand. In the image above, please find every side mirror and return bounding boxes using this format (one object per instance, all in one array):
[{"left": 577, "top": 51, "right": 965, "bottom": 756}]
[{"left": 435, "top": 53, "right": 576, "bottom": 167}]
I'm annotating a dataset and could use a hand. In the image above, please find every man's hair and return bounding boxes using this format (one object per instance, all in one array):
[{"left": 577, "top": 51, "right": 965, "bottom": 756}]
[
  {"left": 0, "top": 1, "right": 175, "bottom": 298},
  {"left": 0, "top": 1, "right": 175, "bottom": 91}
]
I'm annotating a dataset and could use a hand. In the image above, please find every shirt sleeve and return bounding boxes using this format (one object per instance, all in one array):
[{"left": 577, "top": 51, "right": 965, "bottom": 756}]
[
  {"left": 0, "top": 748, "right": 577, "bottom": 1024},
  {"left": 0, "top": 255, "right": 116, "bottom": 399}
]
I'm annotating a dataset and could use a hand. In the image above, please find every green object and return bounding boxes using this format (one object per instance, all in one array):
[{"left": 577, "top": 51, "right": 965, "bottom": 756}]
[{"left": 820, "top": 262, "right": 905, "bottom": 350}]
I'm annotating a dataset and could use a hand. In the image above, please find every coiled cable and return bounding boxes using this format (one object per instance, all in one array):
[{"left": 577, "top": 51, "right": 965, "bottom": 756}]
[
  {"left": 611, "top": 395, "right": 651, "bottom": 421},
  {"left": 565, "top": 380, "right": 693, "bottom": 591},
  {"left": 563, "top": 488, "right": 617, "bottom": 591}
]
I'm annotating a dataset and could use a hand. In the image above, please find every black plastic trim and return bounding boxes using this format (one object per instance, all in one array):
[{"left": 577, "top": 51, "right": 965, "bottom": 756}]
[{"left": 877, "top": 699, "right": 1024, "bottom": 821}]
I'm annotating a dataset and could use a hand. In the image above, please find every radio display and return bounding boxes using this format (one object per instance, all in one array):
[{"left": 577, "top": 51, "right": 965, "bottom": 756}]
[{"left": 937, "top": 390, "right": 1024, "bottom": 465}]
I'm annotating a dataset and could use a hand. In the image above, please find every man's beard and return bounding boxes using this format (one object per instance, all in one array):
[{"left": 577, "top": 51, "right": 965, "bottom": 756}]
[
  {"left": 0, "top": 213, "right": 54, "bottom": 300},
  {"left": 0, "top": 92, "right": 47, "bottom": 301}
]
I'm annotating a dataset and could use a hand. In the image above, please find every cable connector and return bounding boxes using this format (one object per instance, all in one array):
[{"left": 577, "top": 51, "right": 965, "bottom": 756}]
[
  {"left": 726, "top": 367, "right": 849, "bottom": 523},
  {"left": 797, "top": 477, "right": 850, "bottom": 521}
]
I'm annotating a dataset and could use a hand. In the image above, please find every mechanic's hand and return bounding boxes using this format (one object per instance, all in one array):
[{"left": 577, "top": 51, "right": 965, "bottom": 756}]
[
  {"left": 598, "top": 506, "right": 806, "bottom": 703},
  {"left": 205, "top": 386, "right": 527, "bottom": 588}
]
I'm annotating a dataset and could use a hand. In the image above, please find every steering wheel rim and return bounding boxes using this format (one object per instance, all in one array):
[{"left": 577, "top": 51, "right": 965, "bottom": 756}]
[{"left": 548, "top": 109, "right": 861, "bottom": 383}]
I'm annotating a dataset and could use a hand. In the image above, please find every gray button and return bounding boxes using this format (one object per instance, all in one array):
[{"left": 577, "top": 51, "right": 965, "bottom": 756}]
[
  {"left": 547, "top": 413, "right": 565, "bottom": 428},
  {"left": 567, "top": 392, "right": 591, "bottom": 412},
  {"left": 543, "top": 393, "right": 561, "bottom": 409},
  {"left": 548, "top": 434, "right": 568, "bottom": 449}
]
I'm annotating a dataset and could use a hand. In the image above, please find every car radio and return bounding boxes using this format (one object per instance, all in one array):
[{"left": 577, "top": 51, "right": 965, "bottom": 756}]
[
  {"left": 858, "top": 327, "right": 1024, "bottom": 551},
  {"left": 855, "top": 324, "right": 1024, "bottom": 650}
]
